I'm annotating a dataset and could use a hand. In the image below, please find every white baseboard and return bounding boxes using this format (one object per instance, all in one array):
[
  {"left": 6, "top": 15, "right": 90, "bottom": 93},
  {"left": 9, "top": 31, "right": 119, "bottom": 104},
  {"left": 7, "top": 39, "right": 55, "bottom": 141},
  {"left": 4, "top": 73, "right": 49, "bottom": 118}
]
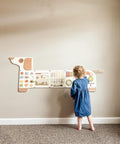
[{"left": 0, "top": 117, "right": 120, "bottom": 125}]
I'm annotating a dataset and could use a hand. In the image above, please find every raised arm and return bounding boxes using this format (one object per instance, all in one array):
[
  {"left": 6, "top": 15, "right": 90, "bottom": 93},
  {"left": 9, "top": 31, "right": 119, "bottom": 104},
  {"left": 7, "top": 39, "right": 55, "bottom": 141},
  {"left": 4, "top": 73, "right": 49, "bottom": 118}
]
[{"left": 71, "top": 81, "right": 77, "bottom": 99}]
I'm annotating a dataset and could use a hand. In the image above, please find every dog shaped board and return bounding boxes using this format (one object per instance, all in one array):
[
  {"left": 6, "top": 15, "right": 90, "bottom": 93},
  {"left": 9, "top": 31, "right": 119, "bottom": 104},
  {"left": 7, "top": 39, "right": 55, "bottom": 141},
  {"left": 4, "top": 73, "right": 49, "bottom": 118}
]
[{"left": 9, "top": 57, "right": 96, "bottom": 92}]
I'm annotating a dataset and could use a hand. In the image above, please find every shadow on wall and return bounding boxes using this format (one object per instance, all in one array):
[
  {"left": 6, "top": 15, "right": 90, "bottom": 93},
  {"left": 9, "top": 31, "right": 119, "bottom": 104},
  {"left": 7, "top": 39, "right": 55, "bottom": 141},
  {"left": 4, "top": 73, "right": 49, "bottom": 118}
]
[
  {"left": 58, "top": 89, "right": 74, "bottom": 118},
  {"left": 45, "top": 89, "right": 74, "bottom": 118},
  {"left": 0, "top": 15, "right": 91, "bottom": 36}
]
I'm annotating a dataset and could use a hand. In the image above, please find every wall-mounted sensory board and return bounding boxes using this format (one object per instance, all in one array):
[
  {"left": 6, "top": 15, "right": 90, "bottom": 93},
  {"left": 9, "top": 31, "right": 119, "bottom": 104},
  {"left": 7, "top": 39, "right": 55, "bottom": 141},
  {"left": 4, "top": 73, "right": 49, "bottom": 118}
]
[{"left": 9, "top": 57, "right": 104, "bottom": 92}]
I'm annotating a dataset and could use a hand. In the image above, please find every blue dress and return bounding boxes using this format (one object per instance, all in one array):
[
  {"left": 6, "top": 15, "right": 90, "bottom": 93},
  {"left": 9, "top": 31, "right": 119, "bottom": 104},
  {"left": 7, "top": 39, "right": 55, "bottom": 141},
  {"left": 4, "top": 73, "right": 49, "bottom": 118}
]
[{"left": 71, "top": 76, "right": 91, "bottom": 117}]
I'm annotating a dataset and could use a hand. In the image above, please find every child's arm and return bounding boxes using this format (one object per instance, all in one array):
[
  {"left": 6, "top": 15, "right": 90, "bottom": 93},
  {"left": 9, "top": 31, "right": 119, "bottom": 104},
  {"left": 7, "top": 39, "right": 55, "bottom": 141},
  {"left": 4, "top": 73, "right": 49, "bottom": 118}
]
[
  {"left": 85, "top": 76, "right": 90, "bottom": 84},
  {"left": 71, "top": 81, "right": 77, "bottom": 100}
]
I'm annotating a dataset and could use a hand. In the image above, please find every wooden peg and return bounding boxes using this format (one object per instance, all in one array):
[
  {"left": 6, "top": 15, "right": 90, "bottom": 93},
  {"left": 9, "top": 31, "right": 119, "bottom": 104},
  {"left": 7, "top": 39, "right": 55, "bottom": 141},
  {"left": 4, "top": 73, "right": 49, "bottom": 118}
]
[{"left": 92, "top": 69, "right": 104, "bottom": 73}]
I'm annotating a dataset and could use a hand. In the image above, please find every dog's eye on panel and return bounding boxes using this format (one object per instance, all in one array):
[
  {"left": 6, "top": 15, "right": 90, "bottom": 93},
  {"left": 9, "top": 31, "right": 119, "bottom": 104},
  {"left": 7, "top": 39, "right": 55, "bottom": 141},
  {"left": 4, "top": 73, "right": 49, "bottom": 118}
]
[{"left": 19, "top": 58, "right": 24, "bottom": 63}]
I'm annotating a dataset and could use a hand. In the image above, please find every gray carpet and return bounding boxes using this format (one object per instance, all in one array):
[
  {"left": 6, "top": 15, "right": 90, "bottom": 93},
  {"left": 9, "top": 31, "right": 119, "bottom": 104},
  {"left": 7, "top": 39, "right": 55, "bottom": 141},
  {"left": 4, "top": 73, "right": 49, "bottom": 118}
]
[{"left": 0, "top": 124, "right": 120, "bottom": 144}]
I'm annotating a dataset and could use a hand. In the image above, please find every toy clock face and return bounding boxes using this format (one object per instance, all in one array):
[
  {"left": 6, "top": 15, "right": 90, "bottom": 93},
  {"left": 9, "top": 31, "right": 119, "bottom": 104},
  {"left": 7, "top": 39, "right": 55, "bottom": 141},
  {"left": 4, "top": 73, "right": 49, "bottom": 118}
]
[
  {"left": 66, "top": 79, "right": 72, "bottom": 86},
  {"left": 86, "top": 70, "right": 96, "bottom": 91}
]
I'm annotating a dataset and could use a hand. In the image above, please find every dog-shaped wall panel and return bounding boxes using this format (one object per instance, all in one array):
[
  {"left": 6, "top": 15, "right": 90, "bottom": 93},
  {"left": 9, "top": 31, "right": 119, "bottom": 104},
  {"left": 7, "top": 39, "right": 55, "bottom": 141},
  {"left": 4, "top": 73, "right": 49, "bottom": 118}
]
[{"left": 9, "top": 57, "right": 97, "bottom": 92}]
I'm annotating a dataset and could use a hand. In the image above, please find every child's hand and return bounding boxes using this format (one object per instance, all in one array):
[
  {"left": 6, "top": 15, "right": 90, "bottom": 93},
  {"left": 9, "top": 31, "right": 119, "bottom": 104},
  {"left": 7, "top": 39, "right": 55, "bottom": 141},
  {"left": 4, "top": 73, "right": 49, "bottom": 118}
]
[{"left": 72, "top": 97, "right": 75, "bottom": 100}]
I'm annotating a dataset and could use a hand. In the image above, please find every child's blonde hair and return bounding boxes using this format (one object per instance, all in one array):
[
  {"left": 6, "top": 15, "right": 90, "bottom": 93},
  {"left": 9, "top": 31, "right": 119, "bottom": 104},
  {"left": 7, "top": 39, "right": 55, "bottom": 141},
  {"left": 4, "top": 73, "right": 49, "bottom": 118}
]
[{"left": 73, "top": 65, "right": 85, "bottom": 78}]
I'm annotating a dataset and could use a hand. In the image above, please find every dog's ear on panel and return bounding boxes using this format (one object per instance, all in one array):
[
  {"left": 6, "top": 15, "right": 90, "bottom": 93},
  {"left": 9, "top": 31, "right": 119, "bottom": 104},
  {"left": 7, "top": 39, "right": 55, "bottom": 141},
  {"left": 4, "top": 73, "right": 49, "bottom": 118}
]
[
  {"left": 23, "top": 58, "right": 32, "bottom": 70},
  {"left": 9, "top": 57, "right": 14, "bottom": 63},
  {"left": 9, "top": 57, "right": 14, "bottom": 60}
]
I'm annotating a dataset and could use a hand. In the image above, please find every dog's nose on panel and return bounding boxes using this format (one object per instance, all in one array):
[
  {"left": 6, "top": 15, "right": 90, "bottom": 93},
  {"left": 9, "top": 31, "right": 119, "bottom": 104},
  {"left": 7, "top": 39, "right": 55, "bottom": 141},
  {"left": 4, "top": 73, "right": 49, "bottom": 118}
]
[{"left": 9, "top": 57, "right": 14, "bottom": 60}]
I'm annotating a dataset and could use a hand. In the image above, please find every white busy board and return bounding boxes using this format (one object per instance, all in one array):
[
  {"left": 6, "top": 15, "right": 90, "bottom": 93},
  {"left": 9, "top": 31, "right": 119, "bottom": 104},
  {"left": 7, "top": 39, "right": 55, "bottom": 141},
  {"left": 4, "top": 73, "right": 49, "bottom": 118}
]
[{"left": 9, "top": 57, "right": 97, "bottom": 92}]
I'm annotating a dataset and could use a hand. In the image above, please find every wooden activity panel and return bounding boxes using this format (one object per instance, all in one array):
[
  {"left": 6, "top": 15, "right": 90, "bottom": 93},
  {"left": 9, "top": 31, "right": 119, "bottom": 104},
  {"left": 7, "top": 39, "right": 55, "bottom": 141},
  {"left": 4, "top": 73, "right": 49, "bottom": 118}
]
[{"left": 9, "top": 57, "right": 97, "bottom": 92}]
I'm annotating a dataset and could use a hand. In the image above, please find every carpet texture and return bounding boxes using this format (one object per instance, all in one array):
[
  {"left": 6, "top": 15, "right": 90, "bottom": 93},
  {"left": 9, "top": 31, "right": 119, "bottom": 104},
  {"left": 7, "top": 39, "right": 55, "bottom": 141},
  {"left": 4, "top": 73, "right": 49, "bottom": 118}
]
[{"left": 0, "top": 124, "right": 120, "bottom": 144}]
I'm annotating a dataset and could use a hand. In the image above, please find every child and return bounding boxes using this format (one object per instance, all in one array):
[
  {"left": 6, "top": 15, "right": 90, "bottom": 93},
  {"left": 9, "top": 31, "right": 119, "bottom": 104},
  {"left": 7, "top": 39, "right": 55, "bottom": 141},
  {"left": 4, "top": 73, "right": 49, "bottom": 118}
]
[{"left": 71, "top": 66, "right": 95, "bottom": 131}]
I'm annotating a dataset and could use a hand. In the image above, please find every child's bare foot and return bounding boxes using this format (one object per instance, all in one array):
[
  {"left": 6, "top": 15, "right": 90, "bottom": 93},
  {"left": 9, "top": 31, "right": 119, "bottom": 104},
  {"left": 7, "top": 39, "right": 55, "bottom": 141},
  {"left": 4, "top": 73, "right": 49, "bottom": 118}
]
[
  {"left": 90, "top": 126, "right": 95, "bottom": 131},
  {"left": 78, "top": 126, "right": 82, "bottom": 130},
  {"left": 78, "top": 127, "right": 81, "bottom": 130}
]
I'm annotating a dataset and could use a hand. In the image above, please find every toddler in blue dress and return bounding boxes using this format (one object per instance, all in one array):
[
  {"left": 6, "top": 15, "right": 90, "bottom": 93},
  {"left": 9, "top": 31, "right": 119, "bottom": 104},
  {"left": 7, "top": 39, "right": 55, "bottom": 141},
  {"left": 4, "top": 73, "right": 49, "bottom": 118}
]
[{"left": 71, "top": 66, "right": 95, "bottom": 131}]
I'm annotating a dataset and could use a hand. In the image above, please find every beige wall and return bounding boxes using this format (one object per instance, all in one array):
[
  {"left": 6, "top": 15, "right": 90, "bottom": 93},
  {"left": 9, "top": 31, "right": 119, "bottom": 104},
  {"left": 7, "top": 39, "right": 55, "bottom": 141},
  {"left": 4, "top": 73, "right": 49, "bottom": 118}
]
[{"left": 0, "top": 0, "right": 120, "bottom": 118}]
